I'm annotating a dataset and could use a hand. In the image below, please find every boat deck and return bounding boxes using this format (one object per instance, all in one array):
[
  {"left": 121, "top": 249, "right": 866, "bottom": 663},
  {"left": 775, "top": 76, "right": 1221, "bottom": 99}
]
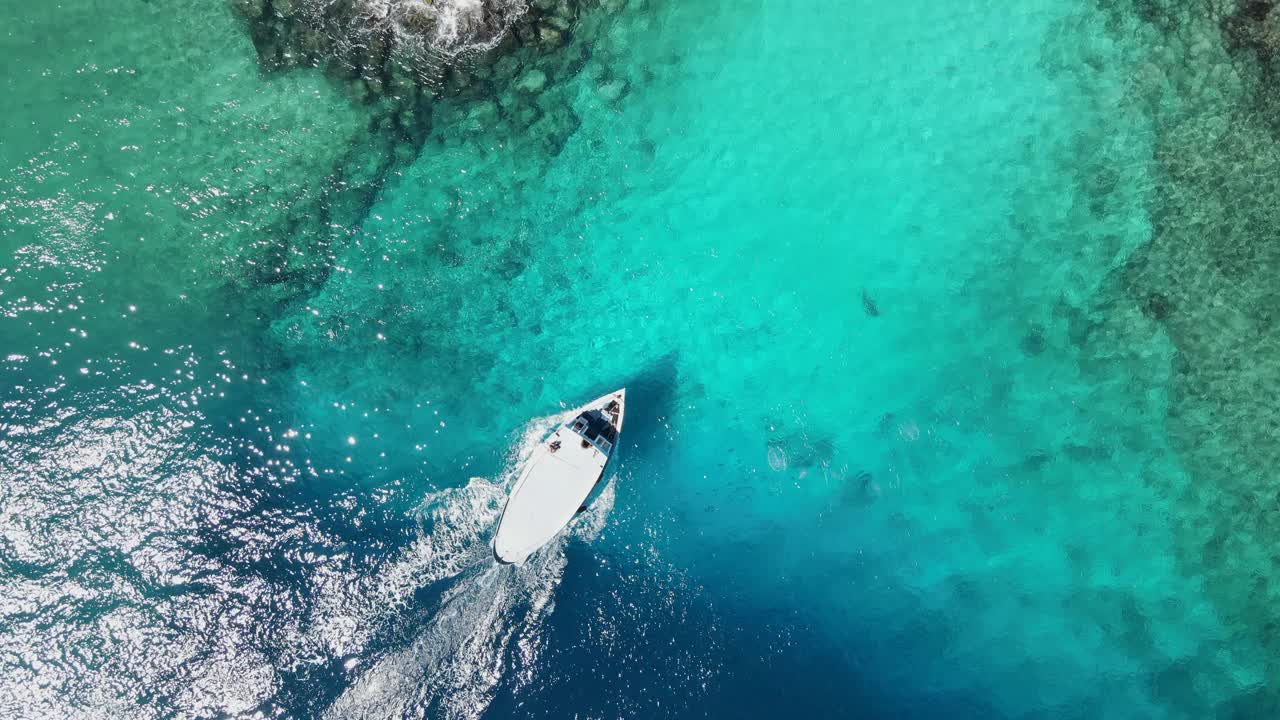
[{"left": 492, "top": 389, "right": 625, "bottom": 564}]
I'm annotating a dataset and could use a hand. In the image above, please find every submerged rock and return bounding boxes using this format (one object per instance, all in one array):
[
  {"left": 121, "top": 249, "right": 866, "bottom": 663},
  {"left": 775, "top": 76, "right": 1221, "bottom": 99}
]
[
  {"left": 232, "top": 0, "right": 561, "bottom": 106},
  {"left": 596, "top": 77, "right": 629, "bottom": 102},
  {"left": 511, "top": 103, "right": 543, "bottom": 130},
  {"left": 516, "top": 68, "right": 548, "bottom": 93},
  {"left": 232, "top": 0, "right": 266, "bottom": 19},
  {"left": 1020, "top": 323, "right": 1046, "bottom": 356},
  {"left": 493, "top": 55, "right": 523, "bottom": 81},
  {"left": 539, "top": 25, "right": 566, "bottom": 47},
  {"left": 1225, "top": 1, "right": 1280, "bottom": 60},
  {"left": 1092, "top": 0, "right": 1280, "bottom": 693},
  {"left": 224, "top": 0, "right": 659, "bottom": 313},
  {"left": 464, "top": 99, "right": 500, "bottom": 132}
]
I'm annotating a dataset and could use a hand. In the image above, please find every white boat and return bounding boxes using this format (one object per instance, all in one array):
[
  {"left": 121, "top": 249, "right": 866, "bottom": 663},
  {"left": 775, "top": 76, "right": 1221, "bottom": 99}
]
[{"left": 493, "top": 388, "right": 626, "bottom": 565}]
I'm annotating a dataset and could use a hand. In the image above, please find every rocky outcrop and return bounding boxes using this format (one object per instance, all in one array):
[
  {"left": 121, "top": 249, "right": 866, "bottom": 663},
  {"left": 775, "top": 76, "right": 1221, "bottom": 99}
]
[
  {"left": 226, "top": 0, "right": 657, "bottom": 395},
  {"left": 227, "top": 0, "right": 645, "bottom": 306},
  {"left": 1225, "top": 1, "right": 1280, "bottom": 60},
  {"left": 227, "top": 0, "right": 643, "bottom": 200},
  {"left": 233, "top": 0, "right": 588, "bottom": 112}
]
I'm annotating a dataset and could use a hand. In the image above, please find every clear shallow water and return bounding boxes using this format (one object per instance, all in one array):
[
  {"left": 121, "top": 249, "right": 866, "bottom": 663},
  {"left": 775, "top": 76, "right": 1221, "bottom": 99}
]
[{"left": 2, "top": 0, "right": 1277, "bottom": 718}]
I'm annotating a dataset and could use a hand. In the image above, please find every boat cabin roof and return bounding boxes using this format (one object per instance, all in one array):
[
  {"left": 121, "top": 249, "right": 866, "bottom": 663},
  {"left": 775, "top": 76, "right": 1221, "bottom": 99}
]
[{"left": 569, "top": 410, "right": 618, "bottom": 453}]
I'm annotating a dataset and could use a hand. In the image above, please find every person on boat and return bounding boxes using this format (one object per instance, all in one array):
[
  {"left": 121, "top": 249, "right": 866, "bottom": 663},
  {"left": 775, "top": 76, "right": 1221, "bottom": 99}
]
[{"left": 549, "top": 440, "right": 561, "bottom": 453}]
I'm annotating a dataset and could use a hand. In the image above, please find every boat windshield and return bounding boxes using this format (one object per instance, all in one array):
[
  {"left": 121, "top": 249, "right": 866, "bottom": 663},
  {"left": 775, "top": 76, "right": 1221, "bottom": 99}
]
[{"left": 568, "top": 410, "right": 617, "bottom": 453}]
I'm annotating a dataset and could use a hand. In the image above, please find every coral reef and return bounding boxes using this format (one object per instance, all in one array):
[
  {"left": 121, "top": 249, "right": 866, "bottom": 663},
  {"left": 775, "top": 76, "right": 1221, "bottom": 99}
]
[
  {"left": 1224, "top": 0, "right": 1280, "bottom": 66},
  {"left": 224, "top": 0, "right": 645, "bottom": 319},
  {"left": 1081, "top": 0, "right": 1280, "bottom": 707}
]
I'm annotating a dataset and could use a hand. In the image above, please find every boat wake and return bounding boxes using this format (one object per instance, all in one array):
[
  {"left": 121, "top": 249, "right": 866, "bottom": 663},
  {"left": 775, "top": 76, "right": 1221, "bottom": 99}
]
[{"left": 320, "top": 411, "right": 615, "bottom": 720}]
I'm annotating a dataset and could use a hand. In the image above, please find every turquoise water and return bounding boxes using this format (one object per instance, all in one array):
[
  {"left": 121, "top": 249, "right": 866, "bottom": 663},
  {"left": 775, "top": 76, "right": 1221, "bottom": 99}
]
[{"left": 3, "top": 0, "right": 1279, "bottom": 717}]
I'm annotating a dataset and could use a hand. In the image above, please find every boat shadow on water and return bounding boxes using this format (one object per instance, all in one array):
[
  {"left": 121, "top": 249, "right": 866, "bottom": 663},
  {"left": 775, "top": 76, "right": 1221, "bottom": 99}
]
[{"left": 575, "top": 351, "right": 680, "bottom": 514}]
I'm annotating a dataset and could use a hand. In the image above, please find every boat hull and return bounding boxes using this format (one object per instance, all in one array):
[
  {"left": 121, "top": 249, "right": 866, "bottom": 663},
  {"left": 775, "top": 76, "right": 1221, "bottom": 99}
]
[{"left": 493, "top": 389, "right": 625, "bottom": 564}]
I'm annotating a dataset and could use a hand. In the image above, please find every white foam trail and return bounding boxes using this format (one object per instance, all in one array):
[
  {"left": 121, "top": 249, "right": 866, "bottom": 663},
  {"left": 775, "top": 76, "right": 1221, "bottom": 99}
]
[
  {"left": 571, "top": 475, "right": 615, "bottom": 543},
  {"left": 323, "top": 408, "right": 612, "bottom": 720},
  {"left": 326, "top": 541, "right": 568, "bottom": 720},
  {"left": 302, "top": 477, "right": 508, "bottom": 659},
  {"left": 302, "top": 409, "right": 575, "bottom": 660}
]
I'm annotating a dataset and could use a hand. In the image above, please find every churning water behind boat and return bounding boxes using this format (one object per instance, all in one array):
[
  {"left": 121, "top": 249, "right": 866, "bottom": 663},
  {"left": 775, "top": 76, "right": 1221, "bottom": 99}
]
[{"left": 323, "top": 411, "right": 616, "bottom": 720}]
